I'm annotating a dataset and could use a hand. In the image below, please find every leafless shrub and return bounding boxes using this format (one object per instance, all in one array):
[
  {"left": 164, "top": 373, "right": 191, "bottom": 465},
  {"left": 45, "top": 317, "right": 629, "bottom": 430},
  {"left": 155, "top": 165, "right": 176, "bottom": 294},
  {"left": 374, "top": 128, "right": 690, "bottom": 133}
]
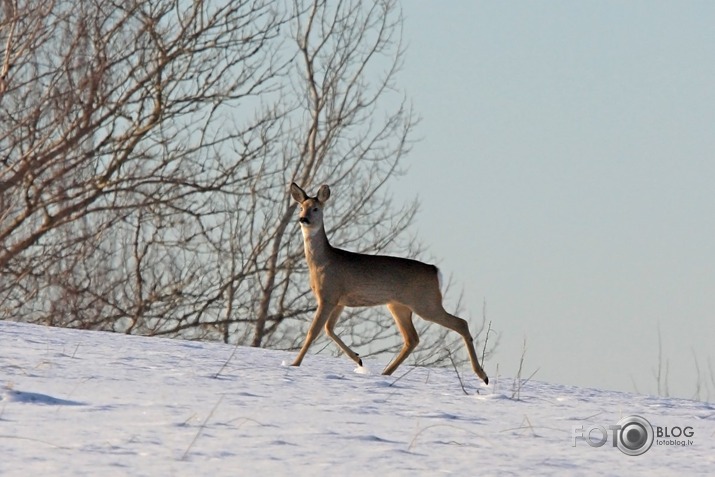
[{"left": 1, "top": 0, "right": 491, "bottom": 369}]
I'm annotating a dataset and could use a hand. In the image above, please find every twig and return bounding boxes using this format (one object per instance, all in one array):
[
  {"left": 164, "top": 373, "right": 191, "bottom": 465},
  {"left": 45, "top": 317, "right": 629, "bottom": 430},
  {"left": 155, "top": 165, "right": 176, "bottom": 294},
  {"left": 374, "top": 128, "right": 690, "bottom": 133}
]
[
  {"left": 408, "top": 424, "right": 485, "bottom": 452},
  {"left": 511, "top": 340, "right": 525, "bottom": 400},
  {"left": 499, "top": 417, "right": 568, "bottom": 436},
  {"left": 226, "top": 416, "right": 267, "bottom": 428},
  {"left": 214, "top": 343, "right": 240, "bottom": 379},
  {"left": 389, "top": 365, "right": 417, "bottom": 387},
  {"left": 575, "top": 411, "right": 604, "bottom": 421},
  {"left": 481, "top": 319, "right": 492, "bottom": 365},
  {"left": 315, "top": 340, "right": 332, "bottom": 356},
  {"left": 522, "top": 415, "right": 536, "bottom": 437},
  {"left": 447, "top": 349, "right": 469, "bottom": 396},
  {"left": 654, "top": 323, "right": 670, "bottom": 397},
  {"left": 390, "top": 349, "right": 443, "bottom": 388},
  {"left": 692, "top": 348, "right": 702, "bottom": 401},
  {"left": 181, "top": 413, "right": 198, "bottom": 427},
  {"left": 0, "top": 434, "right": 72, "bottom": 449},
  {"left": 521, "top": 367, "right": 540, "bottom": 388},
  {"left": 511, "top": 338, "right": 527, "bottom": 401},
  {"left": 181, "top": 394, "right": 224, "bottom": 461}
]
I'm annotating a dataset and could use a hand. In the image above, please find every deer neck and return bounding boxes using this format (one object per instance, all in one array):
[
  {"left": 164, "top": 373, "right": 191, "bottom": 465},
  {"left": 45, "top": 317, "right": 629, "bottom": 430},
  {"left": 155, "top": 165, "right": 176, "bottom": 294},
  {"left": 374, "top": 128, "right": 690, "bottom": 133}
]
[{"left": 301, "top": 224, "right": 333, "bottom": 267}]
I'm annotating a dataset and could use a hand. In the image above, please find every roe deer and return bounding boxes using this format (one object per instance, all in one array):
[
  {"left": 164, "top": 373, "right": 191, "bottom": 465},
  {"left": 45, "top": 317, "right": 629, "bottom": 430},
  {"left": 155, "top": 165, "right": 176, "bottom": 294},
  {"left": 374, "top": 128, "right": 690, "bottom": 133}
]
[{"left": 289, "top": 183, "right": 489, "bottom": 385}]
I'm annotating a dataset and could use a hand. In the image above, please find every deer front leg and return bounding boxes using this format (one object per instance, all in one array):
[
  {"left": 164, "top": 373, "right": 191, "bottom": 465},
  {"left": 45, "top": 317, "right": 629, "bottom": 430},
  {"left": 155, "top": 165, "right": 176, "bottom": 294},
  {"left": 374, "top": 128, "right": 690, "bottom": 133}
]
[
  {"left": 323, "top": 305, "right": 364, "bottom": 367},
  {"left": 292, "top": 303, "right": 335, "bottom": 367}
]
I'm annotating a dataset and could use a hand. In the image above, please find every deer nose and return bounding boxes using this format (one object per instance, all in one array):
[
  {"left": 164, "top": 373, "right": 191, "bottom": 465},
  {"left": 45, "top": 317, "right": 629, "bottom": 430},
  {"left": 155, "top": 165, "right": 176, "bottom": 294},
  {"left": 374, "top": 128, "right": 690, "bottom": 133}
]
[{"left": 299, "top": 217, "right": 310, "bottom": 225}]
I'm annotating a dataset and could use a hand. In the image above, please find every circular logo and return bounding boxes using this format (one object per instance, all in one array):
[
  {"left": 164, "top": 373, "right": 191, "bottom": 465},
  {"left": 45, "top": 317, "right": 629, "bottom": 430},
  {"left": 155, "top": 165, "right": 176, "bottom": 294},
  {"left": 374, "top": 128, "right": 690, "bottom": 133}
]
[{"left": 616, "top": 415, "right": 654, "bottom": 456}]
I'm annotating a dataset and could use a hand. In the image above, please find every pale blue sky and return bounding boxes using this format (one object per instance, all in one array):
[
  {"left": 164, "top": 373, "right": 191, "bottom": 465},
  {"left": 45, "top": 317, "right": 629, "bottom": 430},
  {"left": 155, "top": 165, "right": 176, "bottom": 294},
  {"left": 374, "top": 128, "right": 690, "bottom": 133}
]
[{"left": 392, "top": 1, "right": 715, "bottom": 399}]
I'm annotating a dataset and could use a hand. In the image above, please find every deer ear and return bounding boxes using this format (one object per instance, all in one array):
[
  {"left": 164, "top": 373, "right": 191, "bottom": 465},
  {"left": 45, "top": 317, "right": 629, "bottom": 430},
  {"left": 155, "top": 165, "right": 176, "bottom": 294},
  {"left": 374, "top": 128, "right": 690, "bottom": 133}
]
[
  {"left": 290, "top": 183, "right": 308, "bottom": 203},
  {"left": 316, "top": 185, "right": 331, "bottom": 203}
]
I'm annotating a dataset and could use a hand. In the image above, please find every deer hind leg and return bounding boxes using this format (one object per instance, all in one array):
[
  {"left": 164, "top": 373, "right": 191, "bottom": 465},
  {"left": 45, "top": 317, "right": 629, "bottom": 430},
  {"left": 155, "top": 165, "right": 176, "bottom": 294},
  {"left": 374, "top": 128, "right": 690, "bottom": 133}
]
[
  {"left": 382, "top": 303, "right": 420, "bottom": 376},
  {"left": 323, "top": 305, "right": 363, "bottom": 367},
  {"left": 414, "top": 302, "right": 489, "bottom": 385},
  {"left": 292, "top": 303, "right": 336, "bottom": 367}
]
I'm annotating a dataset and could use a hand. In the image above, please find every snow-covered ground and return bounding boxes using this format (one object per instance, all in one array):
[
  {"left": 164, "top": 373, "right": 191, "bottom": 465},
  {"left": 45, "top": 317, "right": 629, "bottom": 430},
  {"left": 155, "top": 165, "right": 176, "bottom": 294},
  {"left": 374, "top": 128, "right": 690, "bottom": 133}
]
[{"left": 1, "top": 321, "right": 713, "bottom": 476}]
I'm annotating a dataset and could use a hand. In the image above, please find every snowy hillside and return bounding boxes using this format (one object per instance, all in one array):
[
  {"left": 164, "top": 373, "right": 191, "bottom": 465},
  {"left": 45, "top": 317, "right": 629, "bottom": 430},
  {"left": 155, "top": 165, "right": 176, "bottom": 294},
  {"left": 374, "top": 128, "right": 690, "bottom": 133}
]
[{"left": 1, "top": 321, "right": 713, "bottom": 476}]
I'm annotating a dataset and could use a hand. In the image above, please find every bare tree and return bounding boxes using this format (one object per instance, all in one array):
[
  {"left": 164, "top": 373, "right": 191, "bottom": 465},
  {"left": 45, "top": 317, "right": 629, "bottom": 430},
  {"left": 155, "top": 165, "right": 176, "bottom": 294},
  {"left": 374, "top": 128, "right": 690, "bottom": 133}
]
[
  {"left": 1, "top": 0, "right": 286, "bottom": 324},
  {"left": 1, "top": 0, "right": 492, "bottom": 370}
]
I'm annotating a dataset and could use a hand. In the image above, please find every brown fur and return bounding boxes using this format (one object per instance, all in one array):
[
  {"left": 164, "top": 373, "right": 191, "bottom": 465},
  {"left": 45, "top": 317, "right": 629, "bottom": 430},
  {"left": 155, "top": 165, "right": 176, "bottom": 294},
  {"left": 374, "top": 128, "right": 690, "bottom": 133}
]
[{"left": 289, "top": 183, "right": 488, "bottom": 384}]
